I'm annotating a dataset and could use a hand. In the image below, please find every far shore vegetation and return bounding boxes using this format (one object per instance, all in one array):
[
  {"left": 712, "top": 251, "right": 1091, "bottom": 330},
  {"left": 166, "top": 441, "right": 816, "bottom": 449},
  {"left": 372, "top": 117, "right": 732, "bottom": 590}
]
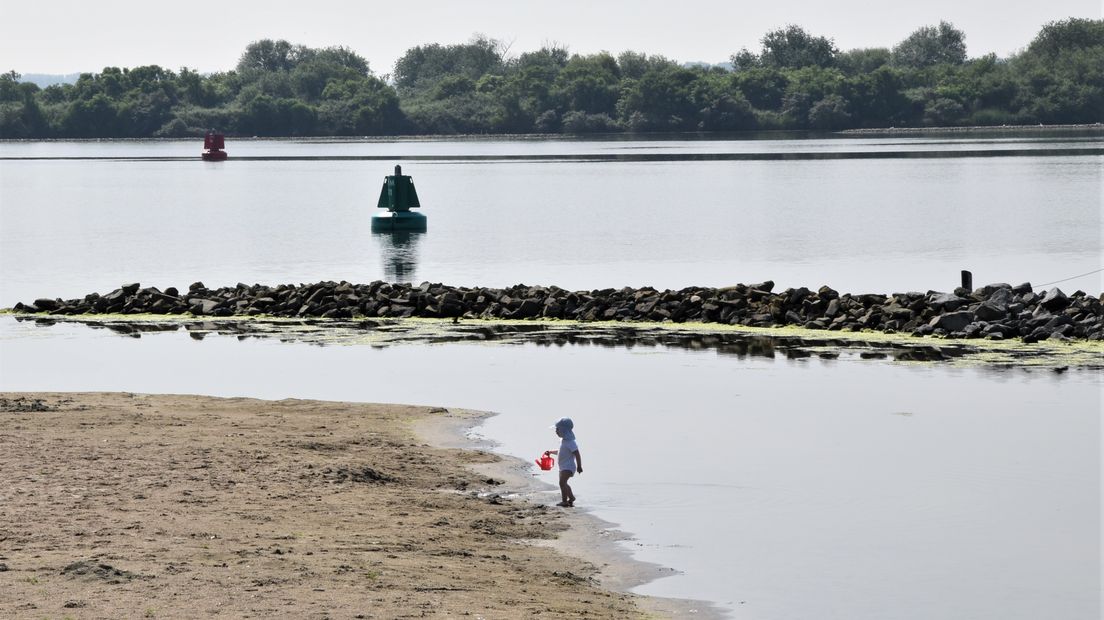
[{"left": 1, "top": 19, "right": 1102, "bottom": 139}]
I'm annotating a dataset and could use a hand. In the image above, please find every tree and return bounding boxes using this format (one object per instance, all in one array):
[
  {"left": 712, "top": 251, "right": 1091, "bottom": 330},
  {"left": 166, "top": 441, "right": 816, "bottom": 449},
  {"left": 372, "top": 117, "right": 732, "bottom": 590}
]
[
  {"left": 734, "top": 67, "right": 788, "bottom": 109},
  {"left": 729, "top": 48, "right": 759, "bottom": 71},
  {"left": 552, "top": 53, "right": 621, "bottom": 115},
  {"left": 1026, "top": 18, "right": 1104, "bottom": 57},
  {"left": 759, "top": 25, "right": 838, "bottom": 69},
  {"left": 684, "top": 72, "right": 744, "bottom": 130},
  {"left": 1014, "top": 19, "right": 1104, "bottom": 124},
  {"left": 923, "top": 97, "right": 966, "bottom": 125},
  {"left": 313, "top": 46, "right": 371, "bottom": 76},
  {"left": 616, "top": 51, "right": 676, "bottom": 79},
  {"left": 836, "top": 48, "right": 891, "bottom": 75},
  {"left": 616, "top": 66, "right": 698, "bottom": 130},
  {"left": 393, "top": 36, "right": 503, "bottom": 92},
  {"left": 842, "top": 66, "right": 908, "bottom": 125},
  {"left": 321, "top": 76, "right": 403, "bottom": 134},
  {"left": 0, "top": 71, "right": 23, "bottom": 101},
  {"left": 808, "top": 94, "right": 851, "bottom": 129},
  {"left": 63, "top": 94, "right": 119, "bottom": 137},
  {"left": 891, "top": 21, "right": 967, "bottom": 68},
  {"left": 0, "top": 72, "right": 47, "bottom": 138},
  {"left": 237, "top": 39, "right": 309, "bottom": 73}
]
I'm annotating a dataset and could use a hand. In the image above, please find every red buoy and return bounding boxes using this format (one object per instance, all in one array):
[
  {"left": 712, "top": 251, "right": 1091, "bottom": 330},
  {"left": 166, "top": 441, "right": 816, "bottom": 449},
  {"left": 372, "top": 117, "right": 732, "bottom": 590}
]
[{"left": 201, "top": 130, "right": 228, "bottom": 161}]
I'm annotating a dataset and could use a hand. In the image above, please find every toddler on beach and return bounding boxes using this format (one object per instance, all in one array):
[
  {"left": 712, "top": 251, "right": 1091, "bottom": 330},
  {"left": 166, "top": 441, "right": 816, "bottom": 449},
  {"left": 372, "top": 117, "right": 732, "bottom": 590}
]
[{"left": 545, "top": 417, "right": 582, "bottom": 507}]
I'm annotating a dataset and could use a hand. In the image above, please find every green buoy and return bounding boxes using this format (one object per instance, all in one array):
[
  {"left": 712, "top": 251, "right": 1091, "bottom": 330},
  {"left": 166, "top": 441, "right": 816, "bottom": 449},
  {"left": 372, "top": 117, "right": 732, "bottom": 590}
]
[{"left": 372, "top": 165, "right": 427, "bottom": 232}]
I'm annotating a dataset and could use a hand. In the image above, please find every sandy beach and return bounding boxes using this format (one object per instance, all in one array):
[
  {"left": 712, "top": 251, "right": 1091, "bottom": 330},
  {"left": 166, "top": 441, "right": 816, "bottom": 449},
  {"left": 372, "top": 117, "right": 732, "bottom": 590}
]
[{"left": 0, "top": 392, "right": 696, "bottom": 619}]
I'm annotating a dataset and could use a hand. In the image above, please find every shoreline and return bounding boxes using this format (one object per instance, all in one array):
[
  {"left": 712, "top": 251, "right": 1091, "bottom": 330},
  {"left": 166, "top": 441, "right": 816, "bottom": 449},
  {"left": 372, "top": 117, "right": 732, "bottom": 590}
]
[
  {"left": 414, "top": 407, "right": 722, "bottom": 618},
  {"left": 0, "top": 392, "right": 712, "bottom": 618},
  {"left": 12, "top": 279, "right": 1101, "bottom": 346},
  {"left": 2, "top": 123, "right": 1101, "bottom": 143},
  {"left": 5, "top": 311, "right": 1101, "bottom": 370}
]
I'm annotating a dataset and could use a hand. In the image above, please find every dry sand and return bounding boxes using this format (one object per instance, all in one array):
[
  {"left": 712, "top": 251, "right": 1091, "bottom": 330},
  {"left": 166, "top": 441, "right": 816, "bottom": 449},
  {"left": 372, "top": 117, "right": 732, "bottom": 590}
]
[{"left": 0, "top": 392, "right": 708, "bottom": 619}]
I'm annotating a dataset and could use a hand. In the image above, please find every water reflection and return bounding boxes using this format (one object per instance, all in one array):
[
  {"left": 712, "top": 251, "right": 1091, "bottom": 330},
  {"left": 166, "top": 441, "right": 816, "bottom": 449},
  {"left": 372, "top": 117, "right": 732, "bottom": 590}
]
[
  {"left": 9, "top": 314, "right": 1094, "bottom": 372},
  {"left": 374, "top": 231, "right": 423, "bottom": 283}
]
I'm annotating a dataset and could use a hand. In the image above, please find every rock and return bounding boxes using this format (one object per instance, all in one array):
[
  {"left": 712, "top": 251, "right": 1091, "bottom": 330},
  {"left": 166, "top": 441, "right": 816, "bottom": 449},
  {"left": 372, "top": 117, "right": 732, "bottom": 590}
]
[
  {"left": 929, "top": 311, "right": 974, "bottom": 332},
  {"left": 10, "top": 278, "right": 1099, "bottom": 342},
  {"left": 33, "top": 298, "right": 59, "bottom": 311},
  {"left": 974, "top": 283, "right": 1011, "bottom": 298},
  {"left": 511, "top": 299, "right": 541, "bottom": 319},
  {"left": 929, "top": 293, "right": 966, "bottom": 312},
  {"left": 1040, "top": 288, "right": 1069, "bottom": 311},
  {"left": 988, "top": 288, "right": 1013, "bottom": 307},
  {"left": 189, "top": 299, "right": 219, "bottom": 315},
  {"left": 857, "top": 293, "right": 887, "bottom": 307},
  {"left": 975, "top": 301, "right": 1008, "bottom": 321},
  {"left": 786, "top": 287, "right": 810, "bottom": 307}
]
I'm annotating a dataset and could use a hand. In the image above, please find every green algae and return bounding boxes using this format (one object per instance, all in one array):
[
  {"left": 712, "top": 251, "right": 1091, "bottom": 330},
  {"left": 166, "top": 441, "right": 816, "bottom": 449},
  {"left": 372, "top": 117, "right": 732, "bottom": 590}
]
[{"left": 5, "top": 311, "right": 1100, "bottom": 370}]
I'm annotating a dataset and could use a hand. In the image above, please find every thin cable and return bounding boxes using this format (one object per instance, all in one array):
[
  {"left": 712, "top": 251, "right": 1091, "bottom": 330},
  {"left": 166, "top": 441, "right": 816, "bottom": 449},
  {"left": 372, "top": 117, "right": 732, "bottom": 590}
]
[{"left": 1035, "top": 267, "right": 1104, "bottom": 288}]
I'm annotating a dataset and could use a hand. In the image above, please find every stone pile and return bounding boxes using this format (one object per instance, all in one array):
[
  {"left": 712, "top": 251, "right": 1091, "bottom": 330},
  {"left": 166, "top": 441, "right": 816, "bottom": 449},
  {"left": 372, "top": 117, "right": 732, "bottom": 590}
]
[{"left": 12, "top": 279, "right": 1102, "bottom": 342}]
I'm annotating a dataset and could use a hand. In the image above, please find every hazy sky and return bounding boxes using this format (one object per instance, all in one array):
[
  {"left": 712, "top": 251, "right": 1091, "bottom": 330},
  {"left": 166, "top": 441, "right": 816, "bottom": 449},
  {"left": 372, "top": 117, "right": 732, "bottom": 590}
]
[{"left": 4, "top": 0, "right": 1101, "bottom": 75}]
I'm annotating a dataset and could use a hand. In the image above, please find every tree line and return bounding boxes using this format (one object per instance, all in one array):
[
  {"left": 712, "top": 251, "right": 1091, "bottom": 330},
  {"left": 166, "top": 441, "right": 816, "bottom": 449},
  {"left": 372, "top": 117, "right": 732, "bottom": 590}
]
[{"left": 1, "top": 18, "right": 1101, "bottom": 139}]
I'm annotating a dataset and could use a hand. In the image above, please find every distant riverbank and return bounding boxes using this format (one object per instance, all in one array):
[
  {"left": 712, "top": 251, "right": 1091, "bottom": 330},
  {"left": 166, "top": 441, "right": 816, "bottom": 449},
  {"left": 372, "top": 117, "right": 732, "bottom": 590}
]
[{"left": 841, "top": 122, "right": 1104, "bottom": 135}]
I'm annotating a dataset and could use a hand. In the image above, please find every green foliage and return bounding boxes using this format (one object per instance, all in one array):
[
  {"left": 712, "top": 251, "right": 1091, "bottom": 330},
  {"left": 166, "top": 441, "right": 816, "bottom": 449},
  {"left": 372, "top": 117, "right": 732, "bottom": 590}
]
[
  {"left": 63, "top": 93, "right": 120, "bottom": 137},
  {"left": 808, "top": 94, "right": 851, "bottom": 129},
  {"left": 1027, "top": 18, "right": 1104, "bottom": 57},
  {"left": 892, "top": 21, "right": 967, "bottom": 68},
  {"left": 1012, "top": 18, "right": 1104, "bottom": 124},
  {"left": 237, "top": 39, "right": 307, "bottom": 73},
  {"left": 758, "top": 25, "right": 839, "bottom": 69},
  {"left": 615, "top": 65, "right": 700, "bottom": 130},
  {"left": 561, "top": 111, "right": 618, "bottom": 133},
  {"left": 393, "top": 36, "right": 503, "bottom": 92},
  {"left": 553, "top": 53, "right": 621, "bottom": 115},
  {"left": 733, "top": 67, "right": 788, "bottom": 109},
  {"left": 836, "top": 48, "right": 891, "bottom": 75},
  {"left": 7, "top": 22, "right": 1102, "bottom": 138}
]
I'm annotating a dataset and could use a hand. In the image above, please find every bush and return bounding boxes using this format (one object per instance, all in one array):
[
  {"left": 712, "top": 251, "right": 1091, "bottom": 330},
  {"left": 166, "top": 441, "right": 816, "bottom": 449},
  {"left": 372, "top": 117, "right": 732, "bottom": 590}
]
[
  {"left": 153, "top": 118, "right": 198, "bottom": 137},
  {"left": 808, "top": 94, "right": 851, "bottom": 129},
  {"left": 968, "top": 107, "right": 1020, "bottom": 126},
  {"left": 923, "top": 97, "right": 966, "bottom": 125},
  {"left": 561, "top": 111, "right": 619, "bottom": 133}
]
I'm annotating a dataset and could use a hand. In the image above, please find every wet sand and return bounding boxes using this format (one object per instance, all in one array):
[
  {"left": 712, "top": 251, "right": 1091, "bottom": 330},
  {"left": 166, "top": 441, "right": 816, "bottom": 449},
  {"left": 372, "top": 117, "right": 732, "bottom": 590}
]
[{"left": 0, "top": 392, "right": 710, "bottom": 618}]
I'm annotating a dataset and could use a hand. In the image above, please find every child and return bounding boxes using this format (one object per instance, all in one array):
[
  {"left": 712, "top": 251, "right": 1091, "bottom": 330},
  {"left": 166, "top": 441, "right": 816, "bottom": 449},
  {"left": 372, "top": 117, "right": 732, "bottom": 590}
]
[{"left": 546, "top": 417, "right": 582, "bottom": 507}]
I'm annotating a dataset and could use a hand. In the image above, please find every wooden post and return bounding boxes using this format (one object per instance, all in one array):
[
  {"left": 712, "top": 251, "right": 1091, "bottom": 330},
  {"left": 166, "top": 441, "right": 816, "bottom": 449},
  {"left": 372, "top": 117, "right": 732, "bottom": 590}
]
[{"left": 961, "top": 270, "right": 972, "bottom": 291}]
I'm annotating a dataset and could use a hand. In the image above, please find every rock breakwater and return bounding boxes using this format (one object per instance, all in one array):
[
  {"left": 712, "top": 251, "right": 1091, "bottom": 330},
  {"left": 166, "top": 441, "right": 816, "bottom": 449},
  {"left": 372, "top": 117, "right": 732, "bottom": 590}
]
[{"left": 11, "top": 280, "right": 1102, "bottom": 342}]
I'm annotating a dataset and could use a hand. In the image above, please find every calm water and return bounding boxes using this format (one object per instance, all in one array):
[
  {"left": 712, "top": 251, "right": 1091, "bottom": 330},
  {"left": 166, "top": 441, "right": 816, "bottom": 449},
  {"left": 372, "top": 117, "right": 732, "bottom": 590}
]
[
  {"left": 1, "top": 135, "right": 1101, "bottom": 307},
  {"left": 1, "top": 135, "right": 1101, "bottom": 618},
  {"left": 0, "top": 319, "right": 1098, "bottom": 619}
]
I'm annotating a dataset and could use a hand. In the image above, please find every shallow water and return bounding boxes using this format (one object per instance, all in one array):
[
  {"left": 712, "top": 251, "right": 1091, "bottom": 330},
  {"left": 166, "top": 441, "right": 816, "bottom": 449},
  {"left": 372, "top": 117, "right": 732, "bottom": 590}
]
[{"left": 0, "top": 318, "right": 1098, "bottom": 619}]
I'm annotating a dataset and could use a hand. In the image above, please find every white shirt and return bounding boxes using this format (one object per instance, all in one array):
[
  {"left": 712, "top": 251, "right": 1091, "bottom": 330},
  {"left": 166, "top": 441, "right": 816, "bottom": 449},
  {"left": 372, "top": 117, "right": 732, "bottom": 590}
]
[{"left": 558, "top": 438, "right": 579, "bottom": 472}]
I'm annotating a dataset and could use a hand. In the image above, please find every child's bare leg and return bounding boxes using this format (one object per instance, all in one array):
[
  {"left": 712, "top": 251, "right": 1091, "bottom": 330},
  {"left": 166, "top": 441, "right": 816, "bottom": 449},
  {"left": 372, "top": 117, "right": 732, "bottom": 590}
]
[{"left": 558, "top": 471, "right": 575, "bottom": 506}]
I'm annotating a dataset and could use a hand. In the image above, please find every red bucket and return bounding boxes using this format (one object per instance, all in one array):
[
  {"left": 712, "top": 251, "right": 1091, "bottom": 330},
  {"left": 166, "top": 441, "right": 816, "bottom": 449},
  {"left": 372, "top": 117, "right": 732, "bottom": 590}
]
[{"left": 536, "top": 452, "right": 555, "bottom": 471}]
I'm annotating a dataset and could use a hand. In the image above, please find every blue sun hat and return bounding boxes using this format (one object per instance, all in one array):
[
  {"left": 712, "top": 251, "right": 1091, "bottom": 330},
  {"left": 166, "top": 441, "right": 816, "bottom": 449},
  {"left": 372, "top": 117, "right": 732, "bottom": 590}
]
[{"left": 553, "top": 417, "right": 575, "bottom": 441}]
